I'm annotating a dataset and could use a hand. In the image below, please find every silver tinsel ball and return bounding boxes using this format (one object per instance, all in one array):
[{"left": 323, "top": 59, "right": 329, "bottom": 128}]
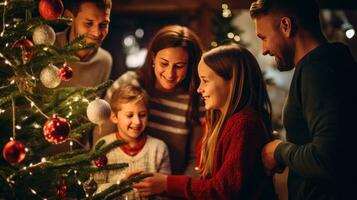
[
  {"left": 32, "top": 24, "right": 56, "bottom": 46},
  {"left": 86, "top": 99, "right": 111, "bottom": 125},
  {"left": 40, "top": 64, "right": 61, "bottom": 88}
]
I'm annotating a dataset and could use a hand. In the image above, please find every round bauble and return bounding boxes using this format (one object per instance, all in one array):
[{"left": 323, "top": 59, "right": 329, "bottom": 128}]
[
  {"left": 59, "top": 65, "right": 73, "bottom": 81},
  {"left": 94, "top": 156, "right": 108, "bottom": 168},
  {"left": 43, "top": 117, "right": 70, "bottom": 144},
  {"left": 2, "top": 140, "right": 26, "bottom": 164},
  {"left": 57, "top": 181, "right": 68, "bottom": 198},
  {"left": 40, "top": 64, "right": 61, "bottom": 88},
  {"left": 39, "top": 0, "right": 64, "bottom": 20},
  {"left": 86, "top": 99, "right": 111, "bottom": 125},
  {"left": 32, "top": 24, "right": 56, "bottom": 46}
]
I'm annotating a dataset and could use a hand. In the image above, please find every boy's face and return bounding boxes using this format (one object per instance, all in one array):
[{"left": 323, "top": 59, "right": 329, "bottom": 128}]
[
  {"left": 111, "top": 100, "right": 148, "bottom": 143},
  {"left": 69, "top": 2, "right": 110, "bottom": 57}
]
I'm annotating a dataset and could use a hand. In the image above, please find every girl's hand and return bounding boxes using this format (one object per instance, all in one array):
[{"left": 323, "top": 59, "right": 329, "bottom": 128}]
[{"left": 132, "top": 173, "right": 168, "bottom": 197}]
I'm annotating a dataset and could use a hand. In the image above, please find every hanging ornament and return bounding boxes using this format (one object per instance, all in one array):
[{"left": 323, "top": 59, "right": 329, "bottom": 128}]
[
  {"left": 2, "top": 140, "right": 26, "bottom": 164},
  {"left": 94, "top": 155, "right": 108, "bottom": 168},
  {"left": 59, "top": 65, "right": 73, "bottom": 81},
  {"left": 83, "top": 176, "right": 98, "bottom": 197},
  {"left": 32, "top": 24, "right": 56, "bottom": 46},
  {"left": 43, "top": 117, "right": 70, "bottom": 144},
  {"left": 38, "top": 0, "right": 64, "bottom": 20},
  {"left": 86, "top": 99, "right": 111, "bottom": 125},
  {"left": 13, "top": 38, "right": 35, "bottom": 64},
  {"left": 56, "top": 177, "right": 68, "bottom": 199},
  {"left": 40, "top": 64, "right": 61, "bottom": 88}
]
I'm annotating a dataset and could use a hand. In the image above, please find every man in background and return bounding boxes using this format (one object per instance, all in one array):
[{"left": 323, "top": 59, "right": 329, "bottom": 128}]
[
  {"left": 55, "top": 0, "right": 113, "bottom": 87},
  {"left": 250, "top": 0, "right": 357, "bottom": 199}
]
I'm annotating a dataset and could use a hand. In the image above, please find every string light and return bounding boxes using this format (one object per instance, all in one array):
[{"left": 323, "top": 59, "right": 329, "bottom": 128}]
[
  {"left": 227, "top": 32, "right": 234, "bottom": 39},
  {"left": 82, "top": 98, "right": 89, "bottom": 103},
  {"left": 41, "top": 157, "right": 46, "bottom": 162},
  {"left": 0, "top": 1, "right": 7, "bottom": 37},
  {"left": 33, "top": 123, "right": 41, "bottom": 129},
  {"left": 234, "top": 35, "right": 241, "bottom": 42}
]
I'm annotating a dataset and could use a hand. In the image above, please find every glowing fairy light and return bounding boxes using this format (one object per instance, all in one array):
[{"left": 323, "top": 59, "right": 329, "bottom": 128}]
[{"left": 30, "top": 188, "right": 37, "bottom": 195}]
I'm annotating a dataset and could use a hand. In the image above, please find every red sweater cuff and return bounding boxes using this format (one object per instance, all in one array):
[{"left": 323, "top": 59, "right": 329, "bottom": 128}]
[{"left": 167, "top": 175, "right": 189, "bottom": 198}]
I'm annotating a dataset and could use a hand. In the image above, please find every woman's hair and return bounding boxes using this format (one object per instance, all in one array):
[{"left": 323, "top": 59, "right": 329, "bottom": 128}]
[
  {"left": 110, "top": 84, "right": 149, "bottom": 113},
  {"left": 199, "top": 43, "right": 272, "bottom": 177},
  {"left": 138, "top": 24, "right": 203, "bottom": 125}
]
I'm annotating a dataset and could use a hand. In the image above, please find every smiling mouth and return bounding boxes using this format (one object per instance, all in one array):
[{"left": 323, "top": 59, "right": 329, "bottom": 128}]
[{"left": 162, "top": 76, "right": 175, "bottom": 82}]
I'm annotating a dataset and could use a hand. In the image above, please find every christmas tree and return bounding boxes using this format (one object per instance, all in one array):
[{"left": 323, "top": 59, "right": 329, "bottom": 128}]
[
  {"left": 210, "top": 2, "right": 247, "bottom": 48},
  {"left": 0, "top": 0, "right": 149, "bottom": 199}
]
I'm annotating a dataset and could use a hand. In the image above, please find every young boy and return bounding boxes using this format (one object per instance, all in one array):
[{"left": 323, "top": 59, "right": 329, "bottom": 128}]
[
  {"left": 55, "top": 0, "right": 112, "bottom": 88},
  {"left": 94, "top": 84, "right": 171, "bottom": 199}
]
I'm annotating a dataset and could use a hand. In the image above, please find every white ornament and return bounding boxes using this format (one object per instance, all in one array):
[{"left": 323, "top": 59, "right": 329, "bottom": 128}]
[
  {"left": 86, "top": 99, "right": 111, "bottom": 125},
  {"left": 32, "top": 24, "right": 56, "bottom": 46},
  {"left": 40, "top": 64, "right": 61, "bottom": 88}
]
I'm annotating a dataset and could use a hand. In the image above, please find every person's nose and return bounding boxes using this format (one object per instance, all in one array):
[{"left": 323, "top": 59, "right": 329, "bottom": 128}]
[
  {"left": 197, "top": 82, "right": 203, "bottom": 94},
  {"left": 165, "top": 65, "right": 175, "bottom": 79},
  {"left": 132, "top": 115, "right": 141, "bottom": 125},
  {"left": 262, "top": 43, "right": 269, "bottom": 56},
  {"left": 90, "top": 26, "right": 100, "bottom": 38}
]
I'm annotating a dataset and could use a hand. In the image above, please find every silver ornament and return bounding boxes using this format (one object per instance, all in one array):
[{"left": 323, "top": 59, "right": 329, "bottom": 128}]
[
  {"left": 32, "top": 24, "right": 56, "bottom": 46},
  {"left": 40, "top": 64, "right": 61, "bottom": 88},
  {"left": 86, "top": 99, "right": 111, "bottom": 125}
]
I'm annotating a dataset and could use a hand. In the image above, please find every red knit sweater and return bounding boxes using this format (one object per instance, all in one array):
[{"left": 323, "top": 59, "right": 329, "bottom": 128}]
[{"left": 167, "top": 108, "right": 277, "bottom": 200}]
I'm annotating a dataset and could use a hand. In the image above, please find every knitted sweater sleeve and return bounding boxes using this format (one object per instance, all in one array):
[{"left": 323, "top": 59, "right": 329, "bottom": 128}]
[
  {"left": 275, "top": 62, "right": 338, "bottom": 180},
  {"left": 167, "top": 115, "right": 266, "bottom": 199}
]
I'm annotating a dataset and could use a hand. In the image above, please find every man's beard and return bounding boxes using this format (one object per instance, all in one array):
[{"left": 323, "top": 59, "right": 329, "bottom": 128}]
[{"left": 276, "top": 51, "right": 295, "bottom": 72}]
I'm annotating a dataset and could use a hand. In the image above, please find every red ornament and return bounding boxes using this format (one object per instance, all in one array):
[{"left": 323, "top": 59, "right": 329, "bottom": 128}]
[
  {"left": 59, "top": 65, "right": 73, "bottom": 81},
  {"left": 57, "top": 180, "right": 68, "bottom": 198},
  {"left": 43, "top": 117, "right": 70, "bottom": 144},
  {"left": 38, "top": 0, "right": 64, "bottom": 20},
  {"left": 2, "top": 140, "right": 26, "bottom": 164},
  {"left": 13, "top": 38, "right": 35, "bottom": 63},
  {"left": 94, "top": 156, "right": 108, "bottom": 167}
]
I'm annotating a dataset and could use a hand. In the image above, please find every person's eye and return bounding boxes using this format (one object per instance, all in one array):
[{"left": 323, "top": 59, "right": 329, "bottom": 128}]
[
  {"left": 202, "top": 79, "right": 208, "bottom": 83},
  {"left": 100, "top": 23, "right": 109, "bottom": 29},
  {"left": 126, "top": 114, "right": 133, "bottom": 118},
  {"left": 139, "top": 113, "right": 147, "bottom": 118},
  {"left": 85, "top": 22, "right": 93, "bottom": 27},
  {"left": 175, "top": 64, "right": 186, "bottom": 69},
  {"left": 160, "top": 62, "right": 169, "bottom": 67}
]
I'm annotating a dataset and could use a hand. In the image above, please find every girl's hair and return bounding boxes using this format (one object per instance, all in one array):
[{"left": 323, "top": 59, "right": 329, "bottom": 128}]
[
  {"left": 199, "top": 43, "right": 272, "bottom": 177},
  {"left": 137, "top": 24, "right": 203, "bottom": 125},
  {"left": 110, "top": 84, "right": 149, "bottom": 113}
]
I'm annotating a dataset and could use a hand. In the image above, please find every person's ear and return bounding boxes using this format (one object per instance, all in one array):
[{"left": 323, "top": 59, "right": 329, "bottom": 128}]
[
  {"left": 110, "top": 112, "right": 119, "bottom": 123},
  {"left": 280, "top": 17, "right": 293, "bottom": 38},
  {"left": 63, "top": 9, "right": 74, "bottom": 25}
]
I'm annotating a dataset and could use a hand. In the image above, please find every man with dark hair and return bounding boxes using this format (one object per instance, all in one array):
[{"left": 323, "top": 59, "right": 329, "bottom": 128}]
[
  {"left": 55, "top": 0, "right": 112, "bottom": 87},
  {"left": 250, "top": 0, "right": 356, "bottom": 199}
]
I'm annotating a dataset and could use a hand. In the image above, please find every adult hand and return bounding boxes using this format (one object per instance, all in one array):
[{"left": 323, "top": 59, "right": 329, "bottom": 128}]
[
  {"left": 261, "top": 139, "right": 282, "bottom": 176},
  {"left": 132, "top": 173, "right": 168, "bottom": 197}
]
